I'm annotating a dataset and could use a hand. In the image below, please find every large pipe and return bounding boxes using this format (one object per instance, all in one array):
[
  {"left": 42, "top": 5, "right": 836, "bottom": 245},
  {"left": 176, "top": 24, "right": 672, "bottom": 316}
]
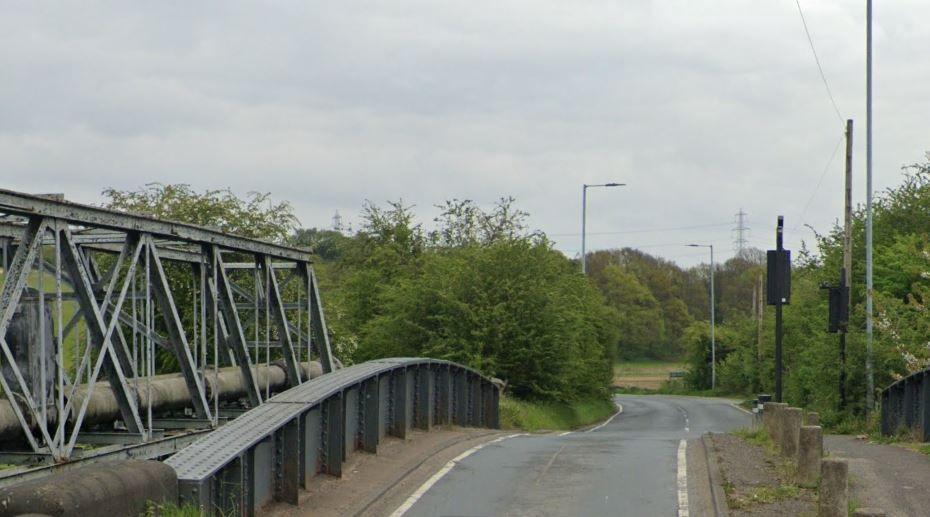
[{"left": 0, "top": 361, "right": 323, "bottom": 439}]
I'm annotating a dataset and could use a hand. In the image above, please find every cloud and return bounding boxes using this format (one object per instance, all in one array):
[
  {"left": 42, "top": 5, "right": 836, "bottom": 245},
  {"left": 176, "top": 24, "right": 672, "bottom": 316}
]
[{"left": 0, "top": 0, "right": 927, "bottom": 265}]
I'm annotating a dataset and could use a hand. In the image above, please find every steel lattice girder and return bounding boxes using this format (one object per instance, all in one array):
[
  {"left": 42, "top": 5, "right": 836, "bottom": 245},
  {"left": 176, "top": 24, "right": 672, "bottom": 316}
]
[
  {"left": 0, "top": 190, "right": 335, "bottom": 461},
  {"left": 166, "top": 358, "right": 500, "bottom": 516},
  {"left": 0, "top": 189, "right": 311, "bottom": 262}
]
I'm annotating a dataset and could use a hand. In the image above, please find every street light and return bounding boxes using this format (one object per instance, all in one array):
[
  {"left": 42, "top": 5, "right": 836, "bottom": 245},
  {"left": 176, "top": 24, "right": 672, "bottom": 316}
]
[
  {"left": 688, "top": 243, "right": 716, "bottom": 390},
  {"left": 581, "top": 182, "right": 625, "bottom": 274}
]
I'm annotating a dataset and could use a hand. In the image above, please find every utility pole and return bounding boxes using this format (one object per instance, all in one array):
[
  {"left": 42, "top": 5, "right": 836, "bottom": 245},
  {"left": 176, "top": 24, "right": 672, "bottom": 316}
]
[
  {"left": 865, "top": 0, "right": 875, "bottom": 411},
  {"left": 755, "top": 272, "right": 764, "bottom": 391},
  {"left": 710, "top": 245, "right": 715, "bottom": 391},
  {"left": 756, "top": 273, "right": 764, "bottom": 359},
  {"left": 687, "top": 243, "right": 715, "bottom": 390},
  {"left": 841, "top": 119, "right": 853, "bottom": 410}
]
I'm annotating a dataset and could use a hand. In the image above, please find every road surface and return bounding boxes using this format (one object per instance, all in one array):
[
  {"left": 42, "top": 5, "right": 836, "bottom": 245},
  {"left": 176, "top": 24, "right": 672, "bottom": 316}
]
[{"left": 398, "top": 395, "right": 750, "bottom": 516}]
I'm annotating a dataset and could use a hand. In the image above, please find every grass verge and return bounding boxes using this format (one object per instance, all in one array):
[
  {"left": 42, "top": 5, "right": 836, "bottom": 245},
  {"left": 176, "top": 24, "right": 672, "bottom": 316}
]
[
  {"left": 732, "top": 426, "right": 776, "bottom": 454},
  {"left": 499, "top": 396, "right": 616, "bottom": 432},
  {"left": 143, "top": 502, "right": 202, "bottom": 517}
]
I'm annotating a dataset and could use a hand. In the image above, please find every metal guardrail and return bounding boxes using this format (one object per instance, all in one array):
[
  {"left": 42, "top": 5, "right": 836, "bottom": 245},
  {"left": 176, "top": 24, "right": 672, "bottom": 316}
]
[
  {"left": 880, "top": 369, "right": 930, "bottom": 440},
  {"left": 165, "top": 357, "right": 500, "bottom": 516}
]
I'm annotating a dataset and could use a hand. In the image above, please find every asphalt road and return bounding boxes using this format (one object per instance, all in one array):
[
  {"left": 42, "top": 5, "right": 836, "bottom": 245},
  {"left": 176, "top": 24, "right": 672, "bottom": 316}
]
[{"left": 399, "top": 395, "right": 750, "bottom": 517}]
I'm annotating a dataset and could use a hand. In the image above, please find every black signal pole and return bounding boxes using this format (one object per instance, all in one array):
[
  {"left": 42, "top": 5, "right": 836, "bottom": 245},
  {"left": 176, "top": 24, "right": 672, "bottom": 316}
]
[
  {"left": 767, "top": 216, "right": 791, "bottom": 403},
  {"left": 775, "top": 220, "right": 784, "bottom": 402}
]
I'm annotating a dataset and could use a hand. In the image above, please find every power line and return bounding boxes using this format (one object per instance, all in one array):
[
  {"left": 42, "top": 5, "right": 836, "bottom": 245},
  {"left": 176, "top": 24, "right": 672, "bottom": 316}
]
[
  {"left": 549, "top": 221, "right": 732, "bottom": 238},
  {"left": 796, "top": 131, "right": 845, "bottom": 228},
  {"left": 795, "top": 0, "right": 844, "bottom": 124}
]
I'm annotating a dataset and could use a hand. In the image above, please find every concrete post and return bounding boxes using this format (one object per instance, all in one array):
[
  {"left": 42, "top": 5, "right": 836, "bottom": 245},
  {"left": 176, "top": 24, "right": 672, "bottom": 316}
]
[
  {"left": 764, "top": 402, "right": 786, "bottom": 442},
  {"left": 806, "top": 412, "right": 820, "bottom": 426},
  {"left": 852, "top": 508, "right": 886, "bottom": 516},
  {"left": 819, "top": 458, "right": 848, "bottom": 517},
  {"left": 780, "top": 407, "right": 802, "bottom": 458},
  {"left": 797, "top": 425, "right": 822, "bottom": 487},
  {"left": 763, "top": 402, "right": 776, "bottom": 435}
]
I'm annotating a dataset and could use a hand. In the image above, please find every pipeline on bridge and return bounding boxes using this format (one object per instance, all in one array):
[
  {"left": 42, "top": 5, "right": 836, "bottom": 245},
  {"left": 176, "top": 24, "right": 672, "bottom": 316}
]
[{"left": 0, "top": 188, "right": 337, "bottom": 463}]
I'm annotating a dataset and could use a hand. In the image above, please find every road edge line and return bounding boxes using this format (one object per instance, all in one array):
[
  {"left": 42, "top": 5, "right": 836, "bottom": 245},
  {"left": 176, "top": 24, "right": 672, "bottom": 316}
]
[
  {"left": 584, "top": 402, "right": 624, "bottom": 433},
  {"left": 388, "top": 433, "right": 526, "bottom": 517},
  {"left": 678, "top": 439, "right": 689, "bottom": 517},
  {"left": 729, "top": 402, "right": 753, "bottom": 415}
]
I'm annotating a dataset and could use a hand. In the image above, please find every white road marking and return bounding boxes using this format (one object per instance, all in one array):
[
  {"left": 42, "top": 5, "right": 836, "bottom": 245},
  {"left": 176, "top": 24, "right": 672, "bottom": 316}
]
[
  {"left": 729, "top": 402, "right": 753, "bottom": 415},
  {"left": 677, "top": 439, "right": 689, "bottom": 517},
  {"left": 585, "top": 402, "right": 624, "bottom": 433},
  {"left": 675, "top": 405, "right": 690, "bottom": 433},
  {"left": 389, "top": 433, "right": 526, "bottom": 517},
  {"left": 535, "top": 444, "right": 567, "bottom": 484},
  {"left": 557, "top": 431, "right": 572, "bottom": 436}
]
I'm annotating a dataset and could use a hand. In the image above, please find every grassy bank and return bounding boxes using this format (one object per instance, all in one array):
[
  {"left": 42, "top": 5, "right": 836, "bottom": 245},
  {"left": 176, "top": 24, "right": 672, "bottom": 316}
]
[
  {"left": 499, "top": 396, "right": 617, "bottom": 432},
  {"left": 613, "top": 360, "right": 685, "bottom": 391}
]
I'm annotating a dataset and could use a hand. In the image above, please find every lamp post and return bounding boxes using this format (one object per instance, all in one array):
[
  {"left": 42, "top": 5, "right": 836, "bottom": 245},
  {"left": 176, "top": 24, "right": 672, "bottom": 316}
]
[
  {"left": 581, "top": 182, "right": 624, "bottom": 274},
  {"left": 688, "top": 243, "right": 715, "bottom": 390}
]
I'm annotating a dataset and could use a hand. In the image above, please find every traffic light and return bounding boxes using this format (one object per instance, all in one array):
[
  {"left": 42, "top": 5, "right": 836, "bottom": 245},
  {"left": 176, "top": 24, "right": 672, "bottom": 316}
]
[{"left": 766, "top": 249, "right": 791, "bottom": 305}]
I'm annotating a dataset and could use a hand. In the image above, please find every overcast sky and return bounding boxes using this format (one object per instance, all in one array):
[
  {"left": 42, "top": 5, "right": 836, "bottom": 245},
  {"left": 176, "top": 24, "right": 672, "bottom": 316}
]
[{"left": 2, "top": 1, "right": 927, "bottom": 266}]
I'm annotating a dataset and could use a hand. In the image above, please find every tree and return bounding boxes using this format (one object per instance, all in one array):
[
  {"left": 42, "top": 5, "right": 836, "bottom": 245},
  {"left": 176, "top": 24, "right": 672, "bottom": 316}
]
[
  {"left": 103, "top": 183, "right": 298, "bottom": 241},
  {"left": 597, "top": 265, "right": 665, "bottom": 360}
]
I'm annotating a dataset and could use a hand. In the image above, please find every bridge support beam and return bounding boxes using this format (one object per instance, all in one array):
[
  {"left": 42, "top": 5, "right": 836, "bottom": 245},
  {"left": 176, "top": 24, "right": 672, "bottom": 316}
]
[
  {"left": 361, "top": 377, "right": 380, "bottom": 453},
  {"left": 415, "top": 365, "right": 434, "bottom": 430},
  {"left": 323, "top": 393, "right": 344, "bottom": 477},
  {"left": 390, "top": 369, "right": 411, "bottom": 439},
  {"left": 436, "top": 366, "right": 452, "bottom": 426}
]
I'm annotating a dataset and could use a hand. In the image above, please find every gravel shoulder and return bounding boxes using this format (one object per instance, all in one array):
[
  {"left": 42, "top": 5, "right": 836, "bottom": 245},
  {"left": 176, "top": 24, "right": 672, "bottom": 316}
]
[{"left": 710, "top": 432, "right": 816, "bottom": 516}]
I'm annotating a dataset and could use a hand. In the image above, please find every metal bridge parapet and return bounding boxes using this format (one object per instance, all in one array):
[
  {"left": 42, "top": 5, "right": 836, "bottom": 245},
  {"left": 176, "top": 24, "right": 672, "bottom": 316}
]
[
  {"left": 880, "top": 369, "right": 930, "bottom": 440},
  {"left": 165, "top": 357, "right": 501, "bottom": 516}
]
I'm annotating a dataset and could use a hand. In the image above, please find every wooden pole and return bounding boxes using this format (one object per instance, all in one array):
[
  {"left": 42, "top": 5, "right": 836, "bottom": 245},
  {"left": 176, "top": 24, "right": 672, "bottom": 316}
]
[
  {"left": 841, "top": 119, "right": 853, "bottom": 410},
  {"left": 844, "top": 119, "right": 853, "bottom": 303},
  {"left": 756, "top": 272, "right": 764, "bottom": 392},
  {"left": 755, "top": 272, "right": 765, "bottom": 360}
]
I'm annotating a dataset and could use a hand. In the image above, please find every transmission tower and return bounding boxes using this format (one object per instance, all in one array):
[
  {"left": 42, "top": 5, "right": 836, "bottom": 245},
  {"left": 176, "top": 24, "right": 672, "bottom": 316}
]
[
  {"left": 733, "top": 209, "right": 750, "bottom": 255},
  {"left": 332, "top": 210, "right": 344, "bottom": 233}
]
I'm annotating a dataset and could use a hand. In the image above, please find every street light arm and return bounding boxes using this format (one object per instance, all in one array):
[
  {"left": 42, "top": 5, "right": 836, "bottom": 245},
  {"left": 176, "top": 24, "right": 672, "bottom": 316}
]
[
  {"left": 584, "top": 183, "right": 626, "bottom": 189},
  {"left": 580, "top": 182, "right": 625, "bottom": 275}
]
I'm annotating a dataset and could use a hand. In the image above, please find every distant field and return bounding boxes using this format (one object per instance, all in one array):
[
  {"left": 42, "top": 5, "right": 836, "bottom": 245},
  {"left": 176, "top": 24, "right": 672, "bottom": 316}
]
[{"left": 613, "top": 360, "right": 686, "bottom": 390}]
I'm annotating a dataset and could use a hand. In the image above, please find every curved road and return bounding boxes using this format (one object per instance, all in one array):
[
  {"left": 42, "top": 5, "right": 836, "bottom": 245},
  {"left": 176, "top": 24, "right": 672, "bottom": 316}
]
[{"left": 398, "top": 395, "right": 749, "bottom": 517}]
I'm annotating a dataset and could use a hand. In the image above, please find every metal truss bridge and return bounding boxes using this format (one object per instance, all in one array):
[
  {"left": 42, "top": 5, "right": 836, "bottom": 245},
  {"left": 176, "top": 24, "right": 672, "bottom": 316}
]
[{"left": 0, "top": 189, "right": 500, "bottom": 516}]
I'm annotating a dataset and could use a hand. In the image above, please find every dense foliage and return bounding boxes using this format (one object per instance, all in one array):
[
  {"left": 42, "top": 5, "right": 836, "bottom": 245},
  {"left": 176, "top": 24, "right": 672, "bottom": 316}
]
[
  {"left": 316, "top": 199, "right": 618, "bottom": 401},
  {"left": 100, "top": 153, "right": 930, "bottom": 418},
  {"left": 105, "top": 188, "right": 618, "bottom": 402},
  {"left": 584, "top": 247, "right": 763, "bottom": 360},
  {"left": 684, "top": 156, "right": 930, "bottom": 426}
]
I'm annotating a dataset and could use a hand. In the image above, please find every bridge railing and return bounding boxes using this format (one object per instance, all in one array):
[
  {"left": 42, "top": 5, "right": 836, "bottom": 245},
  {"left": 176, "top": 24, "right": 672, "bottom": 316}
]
[
  {"left": 880, "top": 369, "right": 930, "bottom": 440},
  {"left": 165, "top": 357, "right": 500, "bottom": 516}
]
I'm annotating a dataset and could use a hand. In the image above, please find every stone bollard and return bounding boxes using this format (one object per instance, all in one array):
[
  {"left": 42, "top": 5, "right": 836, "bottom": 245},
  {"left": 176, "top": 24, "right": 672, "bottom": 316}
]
[
  {"left": 819, "top": 458, "right": 848, "bottom": 517},
  {"left": 780, "top": 407, "right": 802, "bottom": 458},
  {"left": 805, "top": 411, "right": 820, "bottom": 426},
  {"left": 852, "top": 508, "right": 886, "bottom": 516},
  {"left": 764, "top": 402, "right": 787, "bottom": 444},
  {"left": 763, "top": 402, "right": 777, "bottom": 436},
  {"left": 797, "top": 425, "right": 823, "bottom": 487}
]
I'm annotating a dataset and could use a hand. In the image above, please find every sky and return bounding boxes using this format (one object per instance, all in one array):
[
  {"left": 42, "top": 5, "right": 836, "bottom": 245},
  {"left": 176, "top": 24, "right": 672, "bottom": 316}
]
[{"left": 1, "top": 1, "right": 927, "bottom": 267}]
